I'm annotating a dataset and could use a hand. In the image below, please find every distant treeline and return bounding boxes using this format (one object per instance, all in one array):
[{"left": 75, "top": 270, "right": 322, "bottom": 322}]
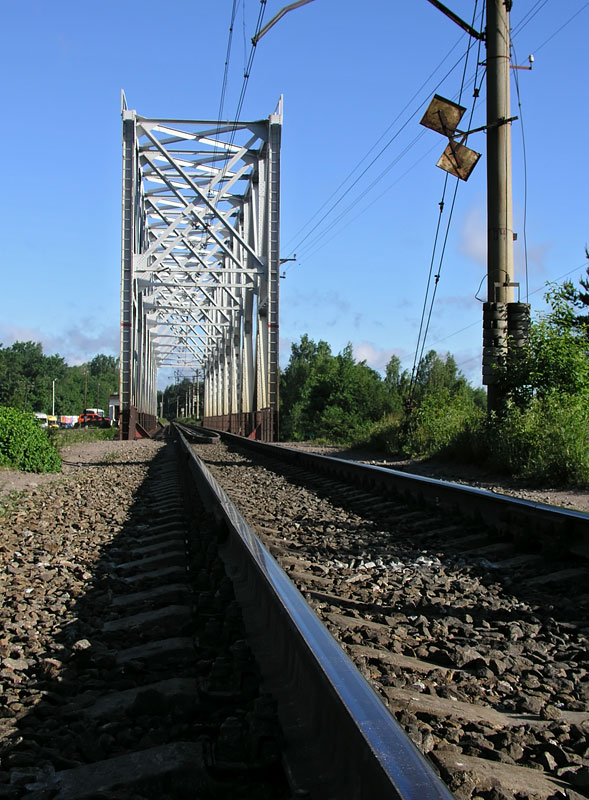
[
  {"left": 279, "top": 336, "right": 484, "bottom": 443},
  {"left": 0, "top": 341, "right": 118, "bottom": 417}
]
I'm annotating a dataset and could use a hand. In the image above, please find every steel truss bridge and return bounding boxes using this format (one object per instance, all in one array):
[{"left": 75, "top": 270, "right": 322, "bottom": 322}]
[{"left": 119, "top": 93, "right": 282, "bottom": 440}]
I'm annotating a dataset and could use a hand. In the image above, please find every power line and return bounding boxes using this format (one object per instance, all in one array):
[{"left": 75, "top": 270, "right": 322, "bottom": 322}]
[
  {"left": 283, "top": 33, "right": 468, "bottom": 253},
  {"left": 210, "top": 2, "right": 268, "bottom": 211},
  {"left": 283, "top": 137, "right": 442, "bottom": 271},
  {"left": 293, "top": 129, "right": 430, "bottom": 260},
  {"left": 532, "top": 2, "right": 589, "bottom": 53},
  {"left": 286, "top": 34, "right": 485, "bottom": 258},
  {"left": 409, "top": 0, "right": 484, "bottom": 394},
  {"left": 511, "top": 0, "right": 549, "bottom": 36},
  {"left": 285, "top": 2, "right": 583, "bottom": 271},
  {"left": 217, "top": 0, "right": 240, "bottom": 124},
  {"left": 428, "top": 260, "right": 589, "bottom": 349}
]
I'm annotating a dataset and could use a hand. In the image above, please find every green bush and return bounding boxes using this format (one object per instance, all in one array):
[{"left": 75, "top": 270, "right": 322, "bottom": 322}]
[
  {"left": 357, "top": 413, "right": 404, "bottom": 452},
  {"left": 487, "top": 392, "right": 589, "bottom": 485},
  {"left": 401, "top": 390, "right": 485, "bottom": 458},
  {"left": 0, "top": 406, "right": 62, "bottom": 473}
]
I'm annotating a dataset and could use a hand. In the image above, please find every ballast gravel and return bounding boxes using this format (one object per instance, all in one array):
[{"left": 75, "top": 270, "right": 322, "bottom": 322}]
[
  {"left": 1, "top": 438, "right": 588, "bottom": 800},
  {"left": 0, "top": 440, "right": 165, "bottom": 789},
  {"left": 194, "top": 440, "right": 589, "bottom": 800}
]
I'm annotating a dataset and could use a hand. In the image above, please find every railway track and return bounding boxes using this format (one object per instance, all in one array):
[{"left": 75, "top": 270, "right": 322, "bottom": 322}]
[
  {"left": 1, "top": 428, "right": 587, "bottom": 799},
  {"left": 0, "top": 437, "right": 291, "bottom": 799},
  {"left": 183, "top": 426, "right": 589, "bottom": 800}
]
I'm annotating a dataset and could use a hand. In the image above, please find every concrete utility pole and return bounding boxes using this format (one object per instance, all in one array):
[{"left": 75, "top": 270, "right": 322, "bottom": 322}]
[{"left": 484, "top": 0, "right": 515, "bottom": 412}]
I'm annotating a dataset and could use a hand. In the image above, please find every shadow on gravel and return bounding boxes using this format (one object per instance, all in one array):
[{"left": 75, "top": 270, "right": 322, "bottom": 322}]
[{"left": 0, "top": 443, "right": 289, "bottom": 799}]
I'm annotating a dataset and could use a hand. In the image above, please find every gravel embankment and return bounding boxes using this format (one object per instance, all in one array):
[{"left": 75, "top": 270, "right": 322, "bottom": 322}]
[
  {"left": 194, "top": 440, "right": 589, "bottom": 799},
  {"left": 0, "top": 441, "right": 164, "bottom": 785}
]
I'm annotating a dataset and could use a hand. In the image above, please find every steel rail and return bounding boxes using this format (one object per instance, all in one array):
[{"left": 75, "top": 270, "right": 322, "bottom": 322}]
[
  {"left": 206, "top": 429, "right": 589, "bottom": 558},
  {"left": 174, "top": 425, "right": 455, "bottom": 800},
  {"left": 175, "top": 422, "right": 220, "bottom": 444}
]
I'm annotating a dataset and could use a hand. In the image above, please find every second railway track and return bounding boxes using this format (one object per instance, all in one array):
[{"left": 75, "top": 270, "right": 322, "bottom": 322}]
[{"left": 187, "top": 428, "right": 589, "bottom": 800}]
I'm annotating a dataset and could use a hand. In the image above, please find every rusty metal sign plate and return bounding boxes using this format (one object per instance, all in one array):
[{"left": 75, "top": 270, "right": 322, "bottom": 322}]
[
  {"left": 420, "top": 94, "right": 466, "bottom": 136},
  {"left": 436, "top": 140, "right": 481, "bottom": 181}
]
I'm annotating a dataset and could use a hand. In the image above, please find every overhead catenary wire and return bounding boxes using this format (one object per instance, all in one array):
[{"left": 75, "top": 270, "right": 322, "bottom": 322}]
[
  {"left": 291, "top": 60, "right": 485, "bottom": 264},
  {"left": 293, "top": 128, "right": 430, "bottom": 261},
  {"left": 210, "top": 4, "right": 584, "bottom": 359},
  {"left": 408, "top": 0, "right": 484, "bottom": 397},
  {"left": 210, "top": 2, "right": 267, "bottom": 216},
  {"left": 283, "top": 33, "right": 469, "bottom": 254},
  {"left": 285, "top": 1, "right": 585, "bottom": 272},
  {"left": 283, "top": 136, "right": 443, "bottom": 271},
  {"left": 510, "top": 40, "right": 529, "bottom": 302},
  {"left": 531, "top": 2, "right": 589, "bottom": 53},
  {"left": 415, "top": 1, "right": 589, "bottom": 377},
  {"left": 209, "top": 1, "right": 241, "bottom": 172},
  {"left": 217, "top": 1, "right": 240, "bottom": 127},
  {"left": 510, "top": 0, "right": 549, "bottom": 36}
]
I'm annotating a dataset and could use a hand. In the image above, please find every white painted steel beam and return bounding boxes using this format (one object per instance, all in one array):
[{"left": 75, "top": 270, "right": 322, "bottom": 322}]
[{"left": 120, "top": 94, "right": 282, "bottom": 438}]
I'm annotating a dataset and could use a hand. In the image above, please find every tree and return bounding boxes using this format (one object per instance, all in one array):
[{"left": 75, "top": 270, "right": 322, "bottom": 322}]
[
  {"left": 0, "top": 342, "right": 119, "bottom": 415},
  {"left": 89, "top": 354, "right": 118, "bottom": 377},
  {"left": 280, "top": 336, "right": 394, "bottom": 442},
  {"left": 413, "top": 350, "right": 469, "bottom": 398},
  {"left": 384, "top": 354, "right": 402, "bottom": 391},
  {"left": 81, "top": 355, "right": 119, "bottom": 413},
  {"left": 0, "top": 341, "right": 68, "bottom": 412},
  {"left": 161, "top": 378, "right": 201, "bottom": 419},
  {"left": 497, "top": 281, "right": 589, "bottom": 406},
  {"left": 554, "top": 259, "right": 589, "bottom": 339}
]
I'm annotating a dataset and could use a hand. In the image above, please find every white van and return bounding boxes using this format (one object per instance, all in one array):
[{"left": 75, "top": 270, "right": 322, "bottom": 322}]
[{"left": 34, "top": 412, "right": 48, "bottom": 428}]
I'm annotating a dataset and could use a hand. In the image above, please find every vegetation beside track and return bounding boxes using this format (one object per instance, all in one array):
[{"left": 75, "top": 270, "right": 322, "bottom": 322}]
[
  {"left": 280, "top": 271, "right": 589, "bottom": 487},
  {"left": 0, "top": 411, "right": 119, "bottom": 474},
  {"left": 50, "top": 427, "right": 119, "bottom": 447},
  {"left": 0, "top": 406, "right": 62, "bottom": 473}
]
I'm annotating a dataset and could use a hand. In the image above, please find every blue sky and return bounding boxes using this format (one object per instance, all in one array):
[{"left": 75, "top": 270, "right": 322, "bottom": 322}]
[{"left": 1, "top": 1, "right": 587, "bottom": 388}]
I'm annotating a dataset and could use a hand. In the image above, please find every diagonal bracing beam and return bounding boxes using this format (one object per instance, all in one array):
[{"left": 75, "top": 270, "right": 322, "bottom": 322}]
[{"left": 120, "top": 93, "right": 282, "bottom": 440}]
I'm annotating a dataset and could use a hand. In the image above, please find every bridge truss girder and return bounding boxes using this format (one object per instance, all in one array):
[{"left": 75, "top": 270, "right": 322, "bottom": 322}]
[{"left": 120, "top": 94, "right": 282, "bottom": 439}]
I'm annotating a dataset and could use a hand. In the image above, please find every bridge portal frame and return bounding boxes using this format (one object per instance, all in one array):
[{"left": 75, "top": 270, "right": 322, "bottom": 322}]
[{"left": 119, "top": 94, "right": 282, "bottom": 440}]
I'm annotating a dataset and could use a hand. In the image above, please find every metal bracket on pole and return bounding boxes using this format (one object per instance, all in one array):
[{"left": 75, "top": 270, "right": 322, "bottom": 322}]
[
  {"left": 252, "top": 0, "right": 317, "bottom": 45},
  {"left": 425, "top": 0, "right": 485, "bottom": 40},
  {"left": 494, "top": 281, "right": 520, "bottom": 303},
  {"left": 455, "top": 116, "right": 518, "bottom": 138}
]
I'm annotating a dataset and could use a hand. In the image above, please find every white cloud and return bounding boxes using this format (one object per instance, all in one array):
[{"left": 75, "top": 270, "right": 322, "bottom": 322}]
[
  {"left": 0, "top": 320, "right": 118, "bottom": 366},
  {"left": 352, "top": 341, "right": 405, "bottom": 372},
  {"left": 459, "top": 204, "right": 487, "bottom": 266}
]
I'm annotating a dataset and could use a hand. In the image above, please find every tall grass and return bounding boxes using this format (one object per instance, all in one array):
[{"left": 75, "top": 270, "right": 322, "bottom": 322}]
[
  {"left": 485, "top": 393, "right": 589, "bottom": 485},
  {"left": 50, "top": 428, "right": 118, "bottom": 448},
  {"left": 356, "top": 390, "right": 589, "bottom": 487}
]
